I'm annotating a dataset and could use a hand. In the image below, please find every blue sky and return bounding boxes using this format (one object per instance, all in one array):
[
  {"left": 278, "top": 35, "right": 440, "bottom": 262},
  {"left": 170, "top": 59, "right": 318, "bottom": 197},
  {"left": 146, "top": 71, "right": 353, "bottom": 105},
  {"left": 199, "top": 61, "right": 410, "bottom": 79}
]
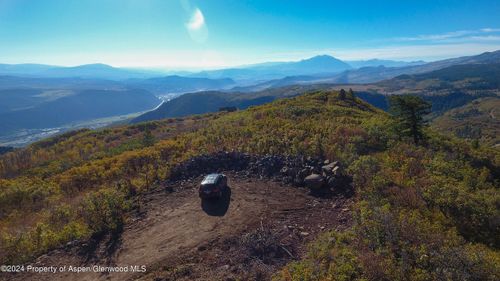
[{"left": 0, "top": 0, "right": 499, "bottom": 69}]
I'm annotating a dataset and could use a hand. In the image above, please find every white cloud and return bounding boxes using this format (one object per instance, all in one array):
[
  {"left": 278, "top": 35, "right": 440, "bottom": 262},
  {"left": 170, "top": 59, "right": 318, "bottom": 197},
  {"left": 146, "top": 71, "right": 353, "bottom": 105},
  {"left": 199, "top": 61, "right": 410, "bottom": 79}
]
[
  {"left": 467, "top": 35, "right": 500, "bottom": 41},
  {"left": 329, "top": 43, "right": 500, "bottom": 61},
  {"left": 480, "top": 28, "right": 500, "bottom": 33},
  {"left": 396, "top": 30, "right": 473, "bottom": 41},
  {"left": 186, "top": 8, "right": 205, "bottom": 31}
]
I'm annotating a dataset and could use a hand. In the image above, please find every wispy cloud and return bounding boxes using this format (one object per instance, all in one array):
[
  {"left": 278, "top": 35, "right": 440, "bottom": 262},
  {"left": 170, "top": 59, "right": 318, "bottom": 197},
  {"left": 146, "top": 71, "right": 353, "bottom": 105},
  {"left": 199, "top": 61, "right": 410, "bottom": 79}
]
[
  {"left": 480, "top": 28, "right": 500, "bottom": 33},
  {"left": 392, "top": 28, "right": 500, "bottom": 42},
  {"left": 468, "top": 35, "right": 500, "bottom": 41},
  {"left": 331, "top": 43, "right": 500, "bottom": 61},
  {"left": 186, "top": 8, "right": 205, "bottom": 31}
]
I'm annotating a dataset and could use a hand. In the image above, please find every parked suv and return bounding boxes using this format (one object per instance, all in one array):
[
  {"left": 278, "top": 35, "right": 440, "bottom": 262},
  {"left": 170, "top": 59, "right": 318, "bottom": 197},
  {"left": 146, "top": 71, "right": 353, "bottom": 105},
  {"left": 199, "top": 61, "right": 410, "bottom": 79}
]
[{"left": 199, "top": 173, "right": 227, "bottom": 199}]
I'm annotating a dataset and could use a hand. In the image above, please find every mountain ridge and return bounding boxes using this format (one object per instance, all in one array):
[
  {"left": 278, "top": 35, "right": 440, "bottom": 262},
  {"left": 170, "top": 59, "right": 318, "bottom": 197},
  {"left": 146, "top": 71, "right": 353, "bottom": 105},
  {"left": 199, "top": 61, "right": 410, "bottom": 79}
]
[{"left": 133, "top": 60, "right": 500, "bottom": 123}]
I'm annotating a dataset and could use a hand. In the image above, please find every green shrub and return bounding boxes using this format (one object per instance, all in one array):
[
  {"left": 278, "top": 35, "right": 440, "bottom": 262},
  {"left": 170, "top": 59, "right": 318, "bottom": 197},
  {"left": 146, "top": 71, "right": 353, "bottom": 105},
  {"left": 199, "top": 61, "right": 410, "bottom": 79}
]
[{"left": 80, "top": 188, "right": 130, "bottom": 235}]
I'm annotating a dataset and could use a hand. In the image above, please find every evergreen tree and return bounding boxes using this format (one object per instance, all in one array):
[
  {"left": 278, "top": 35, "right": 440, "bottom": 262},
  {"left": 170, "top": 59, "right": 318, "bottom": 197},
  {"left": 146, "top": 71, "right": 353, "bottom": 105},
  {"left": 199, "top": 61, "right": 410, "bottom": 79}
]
[
  {"left": 389, "top": 95, "right": 431, "bottom": 145},
  {"left": 347, "top": 88, "right": 355, "bottom": 99},
  {"left": 339, "top": 89, "right": 346, "bottom": 99}
]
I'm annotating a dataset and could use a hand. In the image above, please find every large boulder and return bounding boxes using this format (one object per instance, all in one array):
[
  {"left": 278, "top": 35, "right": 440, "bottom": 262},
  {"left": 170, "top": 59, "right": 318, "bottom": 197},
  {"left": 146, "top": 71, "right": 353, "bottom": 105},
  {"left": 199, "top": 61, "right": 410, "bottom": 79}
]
[
  {"left": 304, "top": 174, "right": 325, "bottom": 189},
  {"left": 298, "top": 168, "right": 310, "bottom": 180},
  {"left": 332, "top": 166, "right": 343, "bottom": 176},
  {"left": 321, "top": 163, "right": 336, "bottom": 176}
]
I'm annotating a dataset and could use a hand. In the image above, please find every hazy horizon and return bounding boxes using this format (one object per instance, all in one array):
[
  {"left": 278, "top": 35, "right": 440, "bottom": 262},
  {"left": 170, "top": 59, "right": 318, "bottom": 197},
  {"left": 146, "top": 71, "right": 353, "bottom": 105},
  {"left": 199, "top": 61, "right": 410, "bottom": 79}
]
[{"left": 0, "top": 52, "right": 432, "bottom": 71}]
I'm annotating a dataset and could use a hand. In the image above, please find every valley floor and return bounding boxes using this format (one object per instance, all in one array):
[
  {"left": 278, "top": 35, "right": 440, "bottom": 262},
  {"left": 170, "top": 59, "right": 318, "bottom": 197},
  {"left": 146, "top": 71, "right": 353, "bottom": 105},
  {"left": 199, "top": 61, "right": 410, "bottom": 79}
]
[{"left": 0, "top": 111, "right": 146, "bottom": 147}]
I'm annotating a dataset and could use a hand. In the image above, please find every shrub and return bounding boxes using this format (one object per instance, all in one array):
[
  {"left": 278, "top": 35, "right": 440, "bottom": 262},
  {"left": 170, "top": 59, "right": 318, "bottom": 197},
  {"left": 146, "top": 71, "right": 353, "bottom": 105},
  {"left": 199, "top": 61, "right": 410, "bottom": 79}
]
[{"left": 80, "top": 188, "right": 130, "bottom": 235}]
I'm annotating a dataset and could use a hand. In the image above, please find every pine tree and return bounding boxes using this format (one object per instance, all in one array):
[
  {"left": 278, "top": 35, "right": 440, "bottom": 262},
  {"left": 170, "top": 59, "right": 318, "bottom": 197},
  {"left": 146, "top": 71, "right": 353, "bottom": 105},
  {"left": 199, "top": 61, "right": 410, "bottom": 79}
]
[
  {"left": 339, "top": 89, "right": 346, "bottom": 99},
  {"left": 389, "top": 95, "right": 431, "bottom": 145},
  {"left": 347, "top": 88, "right": 355, "bottom": 99}
]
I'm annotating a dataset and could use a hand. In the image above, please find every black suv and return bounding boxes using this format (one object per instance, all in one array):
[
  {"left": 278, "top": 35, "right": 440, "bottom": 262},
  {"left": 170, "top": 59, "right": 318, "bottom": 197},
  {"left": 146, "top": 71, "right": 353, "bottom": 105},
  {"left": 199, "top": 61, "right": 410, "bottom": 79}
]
[{"left": 199, "top": 173, "right": 228, "bottom": 199}]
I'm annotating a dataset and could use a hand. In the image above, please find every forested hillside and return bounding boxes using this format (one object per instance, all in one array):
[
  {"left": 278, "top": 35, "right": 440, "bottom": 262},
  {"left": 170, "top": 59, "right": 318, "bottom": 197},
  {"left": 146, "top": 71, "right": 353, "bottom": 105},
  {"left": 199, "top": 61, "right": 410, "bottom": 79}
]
[
  {"left": 432, "top": 97, "right": 500, "bottom": 147},
  {"left": 0, "top": 91, "right": 498, "bottom": 280}
]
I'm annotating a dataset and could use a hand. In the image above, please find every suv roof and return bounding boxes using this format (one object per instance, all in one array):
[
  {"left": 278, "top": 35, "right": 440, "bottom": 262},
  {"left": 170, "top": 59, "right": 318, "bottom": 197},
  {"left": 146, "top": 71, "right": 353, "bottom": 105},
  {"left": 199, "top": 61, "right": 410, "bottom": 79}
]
[{"left": 201, "top": 173, "right": 223, "bottom": 185}]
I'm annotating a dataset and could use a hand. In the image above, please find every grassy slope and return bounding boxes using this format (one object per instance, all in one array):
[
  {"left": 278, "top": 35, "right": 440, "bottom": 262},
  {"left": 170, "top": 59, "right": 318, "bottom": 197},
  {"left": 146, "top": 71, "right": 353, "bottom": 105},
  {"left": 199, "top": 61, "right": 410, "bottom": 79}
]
[
  {"left": 432, "top": 97, "right": 500, "bottom": 147},
  {"left": 0, "top": 91, "right": 498, "bottom": 280}
]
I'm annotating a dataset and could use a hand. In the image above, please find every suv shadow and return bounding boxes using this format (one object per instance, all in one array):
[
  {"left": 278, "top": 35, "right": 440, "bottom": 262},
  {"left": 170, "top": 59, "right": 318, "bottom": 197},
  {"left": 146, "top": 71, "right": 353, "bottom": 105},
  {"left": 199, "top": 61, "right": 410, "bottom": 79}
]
[{"left": 201, "top": 185, "right": 232, "bottom": 216}]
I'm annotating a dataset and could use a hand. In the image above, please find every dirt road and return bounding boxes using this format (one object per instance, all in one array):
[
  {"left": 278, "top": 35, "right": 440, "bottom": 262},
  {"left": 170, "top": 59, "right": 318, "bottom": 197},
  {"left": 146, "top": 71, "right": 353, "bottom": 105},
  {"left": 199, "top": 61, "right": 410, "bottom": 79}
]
[{"left": 2, "top": 174, "right": 352, "bottom": 281}]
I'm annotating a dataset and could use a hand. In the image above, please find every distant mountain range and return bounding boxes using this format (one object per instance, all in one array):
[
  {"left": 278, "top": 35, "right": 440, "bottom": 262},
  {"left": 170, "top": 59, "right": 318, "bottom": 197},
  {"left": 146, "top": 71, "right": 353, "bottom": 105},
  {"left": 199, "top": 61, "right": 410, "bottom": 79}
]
[
  {"left": 133, "top": 57, "right": 500, "bottom": 123},
  {"left": 0, "top": 63, "right": 166, "bottom": 80},
  {"left": 187, "top": 55, "right": 352, "bottom": 82},
  {"left": 233, "top": 50, "right": 500, "bottom": 91},
  {"left": 2, "top": 50, "right": 500, "bottom": 146},
  {"left": 346, "top": 59, "right": 426, "bottom": 68},
  {"left": 0, "top": 55, "right": 427, "bottom": 83},
  {"left": 0, "top": 63, "right": 56, "bottom": 75}
]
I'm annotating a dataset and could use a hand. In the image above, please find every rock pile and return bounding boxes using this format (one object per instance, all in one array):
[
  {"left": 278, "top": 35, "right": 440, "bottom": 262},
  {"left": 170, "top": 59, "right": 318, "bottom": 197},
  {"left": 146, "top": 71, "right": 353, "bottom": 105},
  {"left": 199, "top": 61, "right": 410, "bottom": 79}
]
[
  {"left": 168, "top": 151, "right": 352, "bottom": 192},
  {"left": 279, "top": 158, "right": 349, "bottom": 191}
]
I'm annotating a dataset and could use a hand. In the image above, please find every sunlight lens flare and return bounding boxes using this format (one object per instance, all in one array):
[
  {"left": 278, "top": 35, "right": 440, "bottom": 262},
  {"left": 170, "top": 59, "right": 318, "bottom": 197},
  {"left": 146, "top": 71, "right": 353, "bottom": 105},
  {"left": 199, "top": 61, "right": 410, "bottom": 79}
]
[
  {"left": 187, "top": 8, "right": 204, "bottom": 31},
  {"left": 186, "top": 8, "right": 208, "bottom": 43}
]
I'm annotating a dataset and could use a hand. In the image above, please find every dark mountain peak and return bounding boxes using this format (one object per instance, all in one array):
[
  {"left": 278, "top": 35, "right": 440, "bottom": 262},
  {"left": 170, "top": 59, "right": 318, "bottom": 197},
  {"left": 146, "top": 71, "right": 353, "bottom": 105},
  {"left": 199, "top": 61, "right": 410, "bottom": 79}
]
[
  {"left": 293, "top": 55, "right": 351, "bottom": 73},
  {"left": 301, "top": 54, "right": 344, "bottom": 64},
  {"left": 69, "top": 63, "right": 115, "bottom": 70},
  {"left": 306, "top": 54, "right": 335, "bottom": 60}
]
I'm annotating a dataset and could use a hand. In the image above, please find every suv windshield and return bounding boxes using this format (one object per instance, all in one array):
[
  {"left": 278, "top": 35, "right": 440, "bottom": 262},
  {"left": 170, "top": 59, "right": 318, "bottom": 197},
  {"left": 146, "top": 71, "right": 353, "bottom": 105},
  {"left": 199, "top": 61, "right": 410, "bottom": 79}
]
[{"left": 201, "top": 174, "right": 219, "bottom": 185}]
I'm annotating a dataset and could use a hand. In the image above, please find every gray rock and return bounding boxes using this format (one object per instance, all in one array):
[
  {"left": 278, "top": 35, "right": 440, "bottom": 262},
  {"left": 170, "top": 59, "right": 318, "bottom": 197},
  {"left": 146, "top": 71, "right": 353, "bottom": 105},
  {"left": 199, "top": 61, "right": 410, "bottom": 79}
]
[
  {"left": 322, "top": 163, "right": 336, "bottom": 176},
  {"left": 332, "top": 166, "right": 343, "bottom": 176},
  {"left": 304, "top": 174, "right": 325, "bottom": 189},
  {"left": 298, "top": 168, "right": 309, "bottom": 179}
]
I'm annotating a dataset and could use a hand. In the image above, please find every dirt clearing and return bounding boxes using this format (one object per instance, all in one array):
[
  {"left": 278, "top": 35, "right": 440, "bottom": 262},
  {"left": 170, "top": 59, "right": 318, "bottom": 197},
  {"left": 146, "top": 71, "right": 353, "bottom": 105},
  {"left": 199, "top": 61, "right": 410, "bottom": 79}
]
[{"left": 2, "top": 173, "right": 352, "bottom": 281}]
